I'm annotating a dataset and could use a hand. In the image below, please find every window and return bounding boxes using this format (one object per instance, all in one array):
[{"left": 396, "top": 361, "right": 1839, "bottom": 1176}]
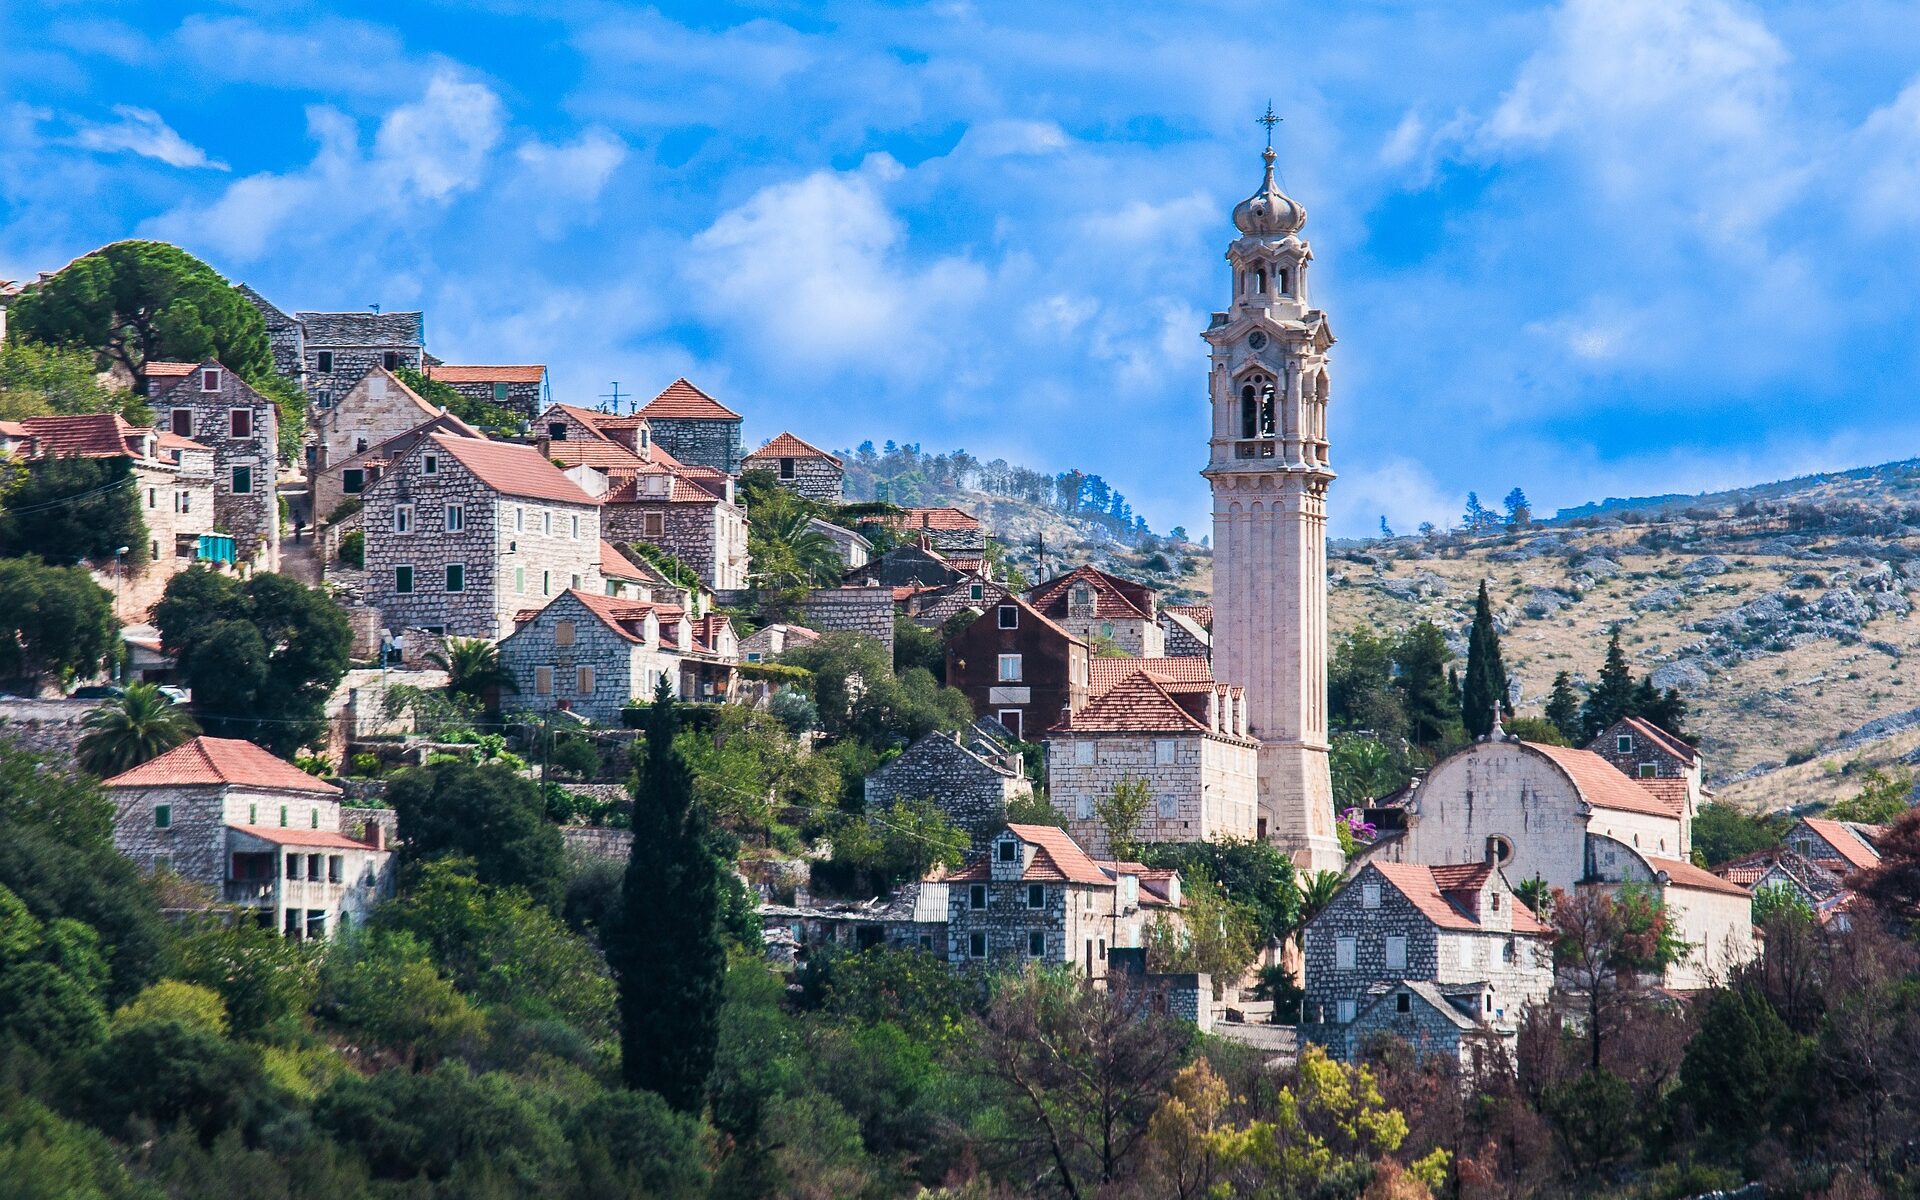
[
  {"left": 555, "top": 620, "right": 575, "bottom": 647},
  {"left": 535, "top": 666, "right": 554, "bottom": 695},
  {"left": 177, "top": 490, "right": 190, "bottom": 513},
  {"left": 1335, "top": 936, "right": 1357, "bottom": 970},
  {"left": 423, "top": 454, "right": 438, "bottom": 475},
  {"left": 445, "top": 504, "right": 464, "bottom": 531},
  {"left": 515, "top": 507, "right": 525, "bottom": 532},
  {"left": 970, "top": 931, "right": 987, "bottom": 959},
  {"left": 1077, "top": 794, "right": 1093, "bottom": 819},
  {"left": 548, "top": 422, "right": 567, "bottom": 440},
  {"left": 394, "top": 565, "right": 413, "bottom": 594},
  {"left": 997, "top": 839, "right": 1018, "bottom": 863},
  {"left": 1027, "top": 883, "right": 1046, "bottom": 909},
  {"left": 1100, "top": 621, "right": 1114, "bottom": 638},
  {"left": 230, "top": 407, "right": 252, "bottom": 437},
  {"left": 1278, "top": 269, "right": 1291, "bottom": 294},
  {"left": 569, "top": 514, "right": 580, "bottom": 539},
  {"left": 147, "top": 487, "right": 156, "bottom": 508},
  {"left": 542, "top": 569, "right": 551, "bottom": 595},
  {"left": 201, "top": 368, "right": 222, "bottom": 392},
  {"left": 1638, "top": 763, "right": 1657, "bottom": 778},
  {"left": 328, "top": 856, "right": 342, "bottom": 883},
  {"left": 1491, "top": 891, "right": 1502, "bottom": 911},
  {"left": 355, "top": 437, "right": 368, "bottom": 453},
  {"left": 577, "top": 666, "right": 595, "bottom": 693},
  {"left": 778, "top": 456, "right": 796, "bottom": 479},
  {"left": 230, "top": 465, "right": 252, "bottom": 494},
  {"left": 997, "top": 604, "right": 1019, "bottom": 629},
  {"left": 1385, "top": 935, "right": 1407, "bottom": 969},
  {"left": 642, "top": 512, "right": 665, "bottom": 537},
  {"left": 1486, "top": 835, "right": 1513, "bottom": 865},
  {"left": 445, "top": 564, "right": 465, "bottom": 592},
  {"left": 1252, "top": 266, "right": 1266, "bottom": 293},
  {"left": 570, "top": 573, "right": 582, "bottom": 590},
  {"left": 279, "top": 806, "right": 288, "bottom": 827},
  {"left": 1362, "top": 882, "right": 1381, "bottom": 909},
  {"left": 1157, "top": 791, "right": 1175, "bottom": 819},
  {"left": 285, "top": 853, "right": 298, "bottom": 876},
  {"left": 171, "top": 408, "right": 192, "bottom": 437},
  {"left": 383, "top": 351, "right": 399, "bottom": 371},
  {"left": 316, "top": 351, "right": 334, "bottom": 373},
  {"left": 1616, "top": 735, "right": 1633, "bottom": 754},
  {"left": 1337, "top": 998, "right": 1357, "bottom": 1023},
  {"left": 308, "top": 854, "right": 322, "bottom": 881},
  {"left": 515, "top": 567, "right": 526, "bottom": 593},
  {"left": 493, "top": 382, "right": 509, "bottom": 403},
  {"left": 997, "top": 710, "right": 1022, "bottom": 739},
  {"left": 343, "top": 469, "right": 364, "bottom": 494},
  {"left": 1028, "top": 930, "right": 1046, "bottom": 958},
  {"left": 249, "top": 804, "right": 257, "bottom": 824},
  {"left": 154, "top": 804, "right": 171, "bottom": 829},
  {"left": 1396, "top": 992, "right": 1412, "bottom": 1014},
  {"left": 394, "top": 504, "right": 414, "bottom": 533},
  {"left": 1155, "top": 739, "right": 1176, "bottom": 764},
  {"left": 970, "top": 582, "right": 984, "bottom": 600},
  {"left": 542, "top": 511, "right": 552, "bottom": 534},
  {"left": 969, "top": 884, "right": 987, "bottom": 910},
  {"left": 1075, "top": 741, "right": 1094, "bottom": 765},
  {"left": 311, "top": 809, "right": 320, "bottom": 829},
  {"left": 997, "top": 654, "right": 1023, "bottom": 682}
]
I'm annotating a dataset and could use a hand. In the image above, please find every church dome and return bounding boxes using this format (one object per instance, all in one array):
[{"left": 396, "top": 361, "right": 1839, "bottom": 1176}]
[{"left": 1232, "top": 147, "right": 1306, "bottom": 237}]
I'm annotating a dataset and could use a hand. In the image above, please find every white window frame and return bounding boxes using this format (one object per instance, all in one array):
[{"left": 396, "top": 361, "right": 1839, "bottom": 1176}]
[
  {"left": 393, "top": 503, "right": 414, "bottom": 534},
  {"left": 200, "top": 367, "right": 222, "bottom": 392},
  {"left": 970, "top": 931, "right": 987, "bottom": 959},
  {"left": 997, "top": 709, "right": 1022, "bottom": 739},
  {"left": 642, "top": 511, "right": 665, "bottom": 538},
  {"left": 229, "top": 407, "right": 252, "bottom": 438},
  {"left": 1155, "top": 739, "right": 1176, "bottom": 765},
  {"left": 423, "top": 453, "right": 438, "bottom": 475},
  {"left": 1026, "top": 883, "right": 1046, "bottom": 910},
  {"left": 445, "top": 504, "right": 463, "bottom": 532},
  {"left": 969, "top": 883, "right": 987, "bottom": 910},
  {"left": 1337, "top": 998, "right": 1357, "bottom": 1023},
  {"left": 997, "top": 605, "right": 1019, "bottom": 629},
  {"left": 996, "top": 653, "right": 1022, "bottom": 682},
  {"left": 1616, "top": 734, "right": 1633, "bottom": 753}
]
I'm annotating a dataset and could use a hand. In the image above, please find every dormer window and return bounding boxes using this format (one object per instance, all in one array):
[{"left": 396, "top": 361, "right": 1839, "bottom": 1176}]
[
  {"left": 200, "top": 368, "right": 222, "bottom": 392},
  {"left": 549, "top": 423, "right": 568, "bottom": 440},
  {"left": 997, "top": 839, "right": 1018, "bottom": 863}
]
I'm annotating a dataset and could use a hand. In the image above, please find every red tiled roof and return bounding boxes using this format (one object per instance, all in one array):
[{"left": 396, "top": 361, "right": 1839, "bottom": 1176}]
[
  {"left": 878, "top": 506, "right": 982, "bottom": 532},
  {"left": 745, "top": 432, "right": 840, "bottom": 466},
  {"left": 1428, "top": 862, "right": 1493, "bottom": 892},
  {"left": 154, "top": 431, "right": 208, "bottom": 451},
  {"left": 599, "top": 540, "right": 647, "bottom": 580},
  {"left": 104, "top": 736, "right": 340, "bottom": 795},
  {"left": 511, "top": 589, "right": 679, "bottom": 645},
  {"left": 1009, "top": 824, "right": 1110, "bottom": 884},
  {"left": 547, "top": 403, "right": 615, "bottom": 431},
  {"left": 19, "top": 413, "right": 140, "bottom": 458},
  {"left": 1525, "top": 742, "right": 1681, "bottom": 819},
  {"left": 1089, "top": 655, "right": 1214, "bottom": 696},
  {"left": 1618, "top": 716, "right": 1700, "bottom": 764},
  {"left": 426, "top": 364, "right": 545, "bottom": 384},
  {"left": 1647, "top": 855, "right": 1751, "bottom": 897},
  {"left": 1026, "top": 565, "right": 1155, "bottom": 621},
  {"left": 639, "top": 378, "right": 740, "bottom": 420},
  {"left": 1052, "top": 671, "right": 1208, "bottom": 736},
  {"left": 1799, "top": 817, "right": 1882, "bottom": 873},
  {"left": 1632, "top": 777, "right": 1692, "bottom": 817},
  {"left": 0, "top": 419, "right": 30, "bottom": 439},
  {"left": 229, "top": 825, "right": 378, "bottom": 850},
  {"left": 688, "top": 613, "right": 733, "bottom": 655},
  {"left": 429, "top": 433, "right": 599, "bottom": 505},
  {"left": 1167, "top": 603, "right": 1213, "bottom": 629},
  {"left": 142, "top": 361, "right": 197, "bottom": 379},
  {"left": 604, "top": 471, "right": 721, "bottom": 505},
  {"left": 545, "top": 437, "right": 648, "bottom": 472},
  {"left": 1368, "top": 863, "right": 1487, "bottom": 932}
]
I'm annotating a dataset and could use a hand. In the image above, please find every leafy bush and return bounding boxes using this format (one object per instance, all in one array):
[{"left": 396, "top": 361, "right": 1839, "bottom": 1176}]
[{"left": 337, "top": 529, "right": 364, "bottom": 568}]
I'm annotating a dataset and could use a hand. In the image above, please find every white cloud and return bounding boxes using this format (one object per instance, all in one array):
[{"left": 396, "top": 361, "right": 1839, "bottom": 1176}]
[
  {"left": 1851, "top": 76, "right": 1920, "bottom": 232},
  {"left": 70, "top": 105, "right": 226, "bottom": 170},
  {"left": 173, "top": 15, "right": 425, "bottom": 98},
  {"left": 956, "top": 119, "right": 1071, "bottom": 158},
  {"left": 515, "top": 129, "right": 626, "bottom": 202},
  {"left": 1332, "top": 457, "right": 1460, "bottom": 539}
]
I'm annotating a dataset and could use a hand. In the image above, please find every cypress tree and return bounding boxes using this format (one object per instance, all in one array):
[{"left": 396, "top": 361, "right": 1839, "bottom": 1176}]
[
  {"left": 1462, "top": 580, "right": 1511, "bottom": 739},
  {"left": 608, "top": 680, "right": 724, "bottom": 1112},
  {"left": 1395, "top": 621, "right": 1461, "bottom": 751},
  {"left": 1545, "top": 672, "right": 1584, "bottom": 744},
  {"left": 1580, "top": 629, "right": 1637, "bottom": 741}
]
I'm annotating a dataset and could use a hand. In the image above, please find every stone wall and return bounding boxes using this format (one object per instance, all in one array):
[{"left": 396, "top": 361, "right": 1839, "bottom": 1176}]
[
  {"left": 745, "top": 455, "right": 843, "bottom": 502},
  {"left": 649, "top": 416, "right": 742, "bottom": 474},
  {"left": 602, "top": 495, "right": 747, "bottom": 591},
  {"left": 562, "top": 825, "right": 635, "bottom": 860},
  {"left": 802, "top": 588, "right": 897, "bottom": 657},
  {"left": 1046, "top": 731, "right": 1259, "bottom": 856},
  {"left": 865, "top": 731, "right": 1032, "bottom": 850},
  {"left": 115, "top": 451, "right": 217, "bottom": 620},
  {"left": 445, "top": 377, "right": 543, "bottom": 419},
  {"left": 1056, "top": 614, "right": 1164, "bottom": 657},
  {"left": 314, "top": 369, "right": 433, "bottom": 473},
  {"left": 152, "top": 364, "right": 280, "bottom": 570},
  {"left": 0, "top": 698, "right": 93, "bottom": 757},
  {"left": 498, "top": 590, "right": 683, "bottom": 723},
  {"left": 304, "top": 347, "right": 425, "bottom": 406}
]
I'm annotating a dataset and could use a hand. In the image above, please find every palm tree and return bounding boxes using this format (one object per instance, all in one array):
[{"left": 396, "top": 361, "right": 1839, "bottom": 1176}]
[
  {"left": 428, "top": 637, "right": 518, "bottom": 705},
  {"left": 76, "top": 683, "right": 200, "bottom": 777},
  {"left": 754, "top": 508, "right": 845, "bottom": 588}
]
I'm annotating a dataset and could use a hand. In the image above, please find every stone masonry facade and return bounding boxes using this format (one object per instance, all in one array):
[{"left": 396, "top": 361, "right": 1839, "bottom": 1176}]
[
  {"left": 802, "top": 587, "right": 898, "bottom": 657},
  {"left": 153, "top": 362, "right": 280, "bottom": 570},
  {"left": 601, "top": 491, "right": 748, "bottom": 591},
  {"left": 648, "top": 416, "right": 742, "bottom": 475},
  {"left": 499, "top": 591, "right": 685, "bottom": 724},
  {"left": 865, "top": 728, "right": 1034, "bottom": 850},
  {"left": 1047, "top": 730, "right": 1259, "bottom": 857},
  {"left": 297, "top": 311, "right": 426, "bottom": 407},
  {"left": 743, "top": 450, "right": 843, "bottom": 502}
]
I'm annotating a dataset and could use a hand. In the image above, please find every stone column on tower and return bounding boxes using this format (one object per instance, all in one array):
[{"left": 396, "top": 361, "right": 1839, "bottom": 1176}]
[{"left": 1200, "top": 141, "right": 1344, "bottom": 874}]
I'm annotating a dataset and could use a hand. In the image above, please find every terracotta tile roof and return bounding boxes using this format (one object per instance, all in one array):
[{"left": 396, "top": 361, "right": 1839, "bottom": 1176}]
[
  {"left": 639, "top": 378, "right": 740, "bottom": 421},
  {"left": 1051, "top": 671, "right": 1208, "bottom": 735},
  {"left": 0, "top": 419, "right": 30, "bottom": 439},
  {"left": 545, "top": 437, "right": 648, "bottom": 472},
  {"left": 1647, "top": 854, "right": 1752, "bottom": 897},
  {"left": 688, "top": 613, "right": 733, "bottom": 656},
  {"left": 547, "top": 403, "right": 615, "bottom": 431},
  {"left": 593, "top": 413, "right": 651, "bottom": 431},
  {"left": 745, "top": 432, "right": 840, "bottom": 466},
  {"left": 1632, "top": 777, "right": 1691, "bottom": 817},
  {"left": 1167, "top": 603, "right": 1212, "bottom": 629},
  {"left": 1799, "top": 817, "right": 1883, "bottom": 873},
  {"left": 1428, "top": 862, "right": 1492, "bottom": 892},
  {"left": 1618, "top": 716, "right": 1701, "bottom": 764},
  {"left": 1008, "top": 824, "right": 1111, "bottom": 884},
  {"left": 19, "top": 413, "right": 141, "bottom": 458},
  {"left": 1368, "top": 863, "right": 1488, "bottom": 932},
  {"left": 154, "top": 431, "right": 208, "bottom": 451},
  {"left": 511, "top": 589, "right": 669, "bottom": 644},
  {"left": 142, "top": 361, "right": 198, "bottom": 380},
  {"left": 1715, "top": 849, "right": 1846, "bottom": 900},
  {"left": 1089, "top": 655, "right": 1214, "bottom": 696},
  {"left": 604, "top": 472, "right": 721, "bottom": 505},
  {"left": 429, "top": 433, "right": 599, "bottom": 506},
  {"left": 104, "top": 736, "right": 340, "bottom": 795},
  {"left": 878, "top": 506, "right": 982, "bottom": 532},
  {"left": 230, "top": 825, "right": 378, "bottom": 850},
  {"left": 426, "top": 364, "right": 546, "bottom": 384},
  {"left": 1525, "top": 742, "right": 1680, "bottom": 819},
  {"left": 599, "top": 540, "right": 648, "bottom": 580},
  {"left": 1026, "top": 565, "right": 1156, "bottom": 621}
]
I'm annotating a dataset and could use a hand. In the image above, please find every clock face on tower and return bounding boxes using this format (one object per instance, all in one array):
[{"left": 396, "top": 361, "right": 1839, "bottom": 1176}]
[{"left": 1248, "top": 331, "right": 1268, "bottom": 350}]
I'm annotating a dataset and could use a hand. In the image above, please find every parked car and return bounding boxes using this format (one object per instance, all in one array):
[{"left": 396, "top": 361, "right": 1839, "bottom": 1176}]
[
  {"left": 69, "top": 685, "right": 124, "bottom": 700},
  {"left": 155, "top": 685, "right": 191, "bottom": 704}
]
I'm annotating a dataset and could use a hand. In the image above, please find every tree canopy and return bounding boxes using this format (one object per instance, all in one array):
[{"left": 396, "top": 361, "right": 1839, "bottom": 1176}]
[{"left": 0, "top": 556, "right": 118, "bottom": 688}]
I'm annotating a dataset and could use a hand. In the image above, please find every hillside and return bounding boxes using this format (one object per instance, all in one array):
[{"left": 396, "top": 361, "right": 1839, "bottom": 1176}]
[{"left": 1324, "top": 467, "right": 1920, "bottom": 811}]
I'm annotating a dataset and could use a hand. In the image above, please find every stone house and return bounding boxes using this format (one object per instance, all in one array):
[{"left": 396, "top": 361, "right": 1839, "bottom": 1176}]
[
  {"left": 1088, "top": 656, "right": 1216, "bottom": 697},
  {"left": 875, "top": 506, "right": 986, "bottom": 553},
  {"left": 906, "top": 577, "right": 1011, "bottom": 631},
  {"left": 597, "top": 467, "right": 750, "bottom": 592},
  {"left": 150, "top": 360, "right": 280, "bottom": 571},
  {"left": 866, "top": 721, "right": 1034, "bottom": 849},
  {"left": 946, "top": 597, "right": 1089, "bottom": 743},
  {"left": 680, "top": 613, "right": 741, "bottom": 703},
  {"left": 943, "top": 823, "right": 1182, "bottom": 978},
  {"left": 1159, "top": 607, "right": 1212, "bottom": 659},
  {"left": 1715, "top": 848, "right": 1851, "bottom": 923},
  {"left": 314, "top": 366, "right": 447, "bottom": 474},
  {"left": 1025, "top": 565, "right": 1165, "bottom": 657},
  {"left": 425, "top": 363, "right": 548, "bottom": 419},
  {"left": 1301, "top": 860, "right": 1553, "bottom": 1063},
  {"left": 237, "top": 285, "right": 305, "bottom": 383},
  {"left": 739, "top": 623, "right": 819, "bottom": 663},
  {"left": 1587, "top": 716, "right": 1705, "bottom": 817},
  {"left": 1582, "top": 834, "right": 1754, "bottom": 989},
  {"left": 808, "top": 517, "right": 870, "bottom": 569},
  {"left": 13, "top": 414, "right": 224, "bottom": 618},
  {"left": 361, "top": 432, "right": 603, "bottom": 639},
  {"left": 1046, "top": 669, "right": 1259, "bottom": 856},
  {"left": 314, "top": 410, "right": 483, "bottom": 528},
  {"left": 760, "top": 883, "right": 951, "bottom": 961},
  {"left": 103, "top": 736, "right": 395, "bottom": 940},
  {"left": 845, "top": 543, "right": 974, "bottom": 589},
  {"left": 499, "top": 588, "right": 692, "bottom": 722},
  {"left": 1785, "top": 816, "right": 1884, "bottom": 877},
  {"left": 742, "top": 432, "right": 844, "bottom": 501},
  {"left": 601, "top": 539, "right": 710, "bottom": 613},
  {"left": 799, "top": 586, "right": 898, "bottom": 657},
  {"left": 297, "top": 311, "right": 426, "bottom": 407},
  {"left": 636, "top": 378, "right": 743, "bottom": 475}
]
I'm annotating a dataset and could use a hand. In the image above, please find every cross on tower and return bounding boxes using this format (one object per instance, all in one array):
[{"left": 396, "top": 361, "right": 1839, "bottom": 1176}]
[
  {"left": 1258, "top": 102, "right": 1281, "bottom": 149},
  {"left": 599, "top": 382, "right": 626, "bottom": 413}
]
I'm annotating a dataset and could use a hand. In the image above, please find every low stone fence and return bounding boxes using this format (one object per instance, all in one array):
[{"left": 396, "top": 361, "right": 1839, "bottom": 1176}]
[
  {"left": 0, "top": 698, "right": 94, "bottom": 758},
  {"left": 562, "top": 827, "right": 634, "bottom": 860}
]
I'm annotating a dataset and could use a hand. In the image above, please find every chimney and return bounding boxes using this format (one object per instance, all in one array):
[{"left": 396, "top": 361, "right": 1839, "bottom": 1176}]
[{"left": 535, "top": 434, "right": 552, "bottom": 459}]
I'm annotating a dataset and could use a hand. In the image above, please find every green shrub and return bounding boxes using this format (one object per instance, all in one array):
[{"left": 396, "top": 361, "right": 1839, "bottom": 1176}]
[{"left": 338, "top": 530, "right": 364, "bottom": 568}]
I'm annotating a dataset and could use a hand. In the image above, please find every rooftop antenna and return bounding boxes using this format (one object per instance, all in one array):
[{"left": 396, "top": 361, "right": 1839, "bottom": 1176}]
[
  {"left": 369, "top": 303, "right": 382, "bottom": 315},
  {"left": 599, "top": 382, "right": 625, "bottom": 413}
]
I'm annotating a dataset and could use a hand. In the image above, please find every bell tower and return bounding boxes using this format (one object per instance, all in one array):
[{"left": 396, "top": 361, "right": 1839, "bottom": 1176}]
[{"left": 1201, "top": 126, "right": 1343, "bottom": 874}]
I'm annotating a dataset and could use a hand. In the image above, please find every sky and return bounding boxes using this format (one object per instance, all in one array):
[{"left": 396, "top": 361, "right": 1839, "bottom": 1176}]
[{"left": 4, "top": 1, "right": 1920, "bottom": 538}]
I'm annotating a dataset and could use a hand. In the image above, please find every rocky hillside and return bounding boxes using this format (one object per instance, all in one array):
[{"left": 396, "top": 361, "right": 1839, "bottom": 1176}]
[{"left": 1326, "top": 465, "right": 1920, "bottom": 811}]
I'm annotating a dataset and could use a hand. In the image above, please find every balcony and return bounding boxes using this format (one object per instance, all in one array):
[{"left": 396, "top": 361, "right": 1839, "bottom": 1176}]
[{"left": 225, "top": 879, "right": 273, "bottom": 906}]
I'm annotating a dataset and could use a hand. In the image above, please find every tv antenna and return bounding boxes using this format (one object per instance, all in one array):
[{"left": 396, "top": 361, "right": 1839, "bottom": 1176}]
[{"left": 600, "top": 382, "right": 626, "bottom": 413}]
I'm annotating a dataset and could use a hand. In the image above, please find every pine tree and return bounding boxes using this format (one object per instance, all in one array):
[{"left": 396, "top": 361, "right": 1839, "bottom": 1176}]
[
  {"left": 1395, "top": 622, "right": 1462, "bottom": 751},
  {"left": 1462, "top": 492, "right": 1490, "bottom": 533},
  {"left": 1580, "top": 629, "right": 1637, "bottom": 741},
  {"left": 1503, "top": 487, "right": 1532, "bottom": 529},
  {"left": 607, "top": 680, "right": 725, "bottom": 1112},
  {"left": 1545, "top": 671, "right": 1584, "bottom": 743},
  {"left": 1631, "top": 678, "right": 1693, "bottom": 742},
  {"left": 1462, "top": 580, "right": 1511, "bottom": 739}
]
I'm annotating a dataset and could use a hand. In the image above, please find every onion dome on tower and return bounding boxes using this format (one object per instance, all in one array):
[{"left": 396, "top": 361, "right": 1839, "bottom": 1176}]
[{"left": 1232, "top": 147, "right": 1307, "bottom": 237}]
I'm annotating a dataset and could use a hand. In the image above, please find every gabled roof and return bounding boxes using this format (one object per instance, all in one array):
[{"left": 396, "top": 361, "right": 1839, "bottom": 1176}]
[
  {"left": 604, "top": 472, "right": 723, "bottom": 505},
  {"left": 1051, "top": 671, "right": 1209, "bottom": 736},
  {"left": 1360, "top": 980, "right": 1481, "bottom": 1031},
  {"left": 545, "top": 435, "right": 649, "bottom": 473},
  {"left": 230, "top": 825, "right": 376, "bottom": 850},
  {"left": 1647, "top": 854, "right": 1752, "bottom": 897},
  {"left": 296, "top": 311, "right": 425, "bottom": 346},
  {"left": 1366, "top": 861, "right": 1552, "bottom": 935},
  {"left": 510, "top": 588, "right": 674, "bottom": 645},
  {"left": 599, "top": 540, "right": 649, "bottom": 581},
  {"left": 154, "top": 430, "right": 209, "bottom": 452},
  {"left": 1632, "top": 777, "right": 1692, "bottom": 816},
  {"left": 1088, "top": 655, "right": 1214, "bottom": 696},
  {"left": 878, "top": 506, "right": 982, "bottom": 532},
  {"left": 426, "top": 364, "right": 546, "bottom": 384},
  {"left": 1797, "top": 817, "right": 1883, "bottom": 873},
  {"left": 1613, "top": 716, "right": 1701, "bottom": 765},
  {"left": 1166, "top": 603, "right": 1212, "bottom": 629},
  {"left": 104, "top": 736, "right": 340, "bottom": 795},
  {"left": 1525, "top": 742, "right": 1681, "bottom": 819},
  {"left": 429, "top": 433, "right": 599, "bottom": 505},
  {"left": 639, "top": 378, "right": 740, "bottom": 421},
  {"left": 1004, "top": 823, "right": 1111, "bottom": 884},
  {"left": 1715, "top": 848, "right": 1846, "bottom": 900},
  {"left": 745, "top": 432, "right": 840, "bottom": 466},
  {"left": 142, "top": 361, "right": 198, "bottom": 381},
  {"left": 1026, "top": 564, "right": 1156, "bottom": 621},
  {"left": 18, "top": 413, "right": 143, "bottom": 459}
]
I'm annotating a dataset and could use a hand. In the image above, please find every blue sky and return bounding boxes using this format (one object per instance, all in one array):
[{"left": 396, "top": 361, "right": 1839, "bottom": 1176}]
[{"left": 4, "top": 1, "right": 1920, "bottom": 537}]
